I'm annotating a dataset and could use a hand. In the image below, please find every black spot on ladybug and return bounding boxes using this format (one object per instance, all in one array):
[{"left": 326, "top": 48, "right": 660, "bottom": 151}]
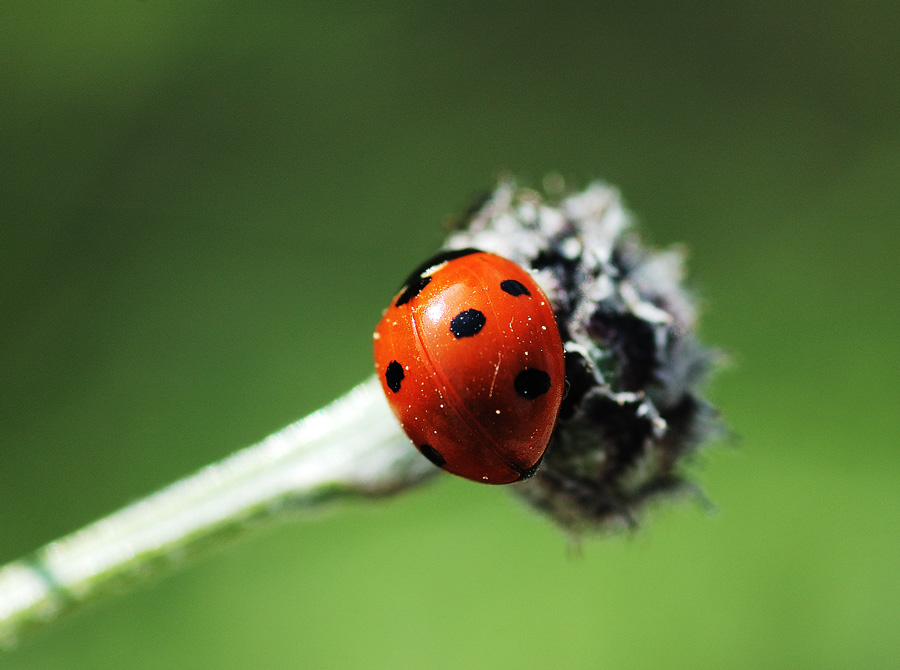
[
  {"left": 385, "top": 361, "right": 404, "bottom": 392},
  {"left": 450, "top": 309, "right": 486, "bottom": 338},
  {"left": 514, "top": 368, "right": 551, "bottom": 399},
  {"left": 395, "top": 275, "right": 431, "bottom": 307},
  {"left": 395, "top": 248, "right": 482, "bottom": 307},
  {"left": 419, "top": 443, "right": 446, "bottom": 468},
  {"left": 513, "top": 454, "right": 544, "bottom": 481},
  {"left": 500, "top": 279, "right": 530, "bottom": 297}
]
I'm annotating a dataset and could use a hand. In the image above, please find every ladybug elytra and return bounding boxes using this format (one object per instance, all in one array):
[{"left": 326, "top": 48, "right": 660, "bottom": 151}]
[{"left": 373, "top": 249, "right": 565, "bottom": 484}]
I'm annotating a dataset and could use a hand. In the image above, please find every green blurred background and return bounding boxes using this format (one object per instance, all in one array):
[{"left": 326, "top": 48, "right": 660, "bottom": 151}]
[{"left": 2, "top": 2, "right": 898, "bottom": 668}]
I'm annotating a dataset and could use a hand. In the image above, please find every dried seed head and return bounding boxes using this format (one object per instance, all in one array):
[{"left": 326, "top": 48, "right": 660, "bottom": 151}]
[{"left": 446, "top": 179, "right": 722, "bottom": 532}]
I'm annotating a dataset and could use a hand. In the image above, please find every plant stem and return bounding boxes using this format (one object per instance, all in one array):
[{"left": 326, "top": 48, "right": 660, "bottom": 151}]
[{"left": 0, "top": 376, "right": 434, "bottom": 648}]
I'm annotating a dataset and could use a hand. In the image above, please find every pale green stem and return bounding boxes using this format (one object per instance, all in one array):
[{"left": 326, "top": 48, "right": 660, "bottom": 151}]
[{"left": 0, "top": 376, "right": 434, "bottom": 648}]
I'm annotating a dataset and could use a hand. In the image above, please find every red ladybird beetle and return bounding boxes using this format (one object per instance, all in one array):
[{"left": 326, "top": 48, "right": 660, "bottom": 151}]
[{"left": 373, "top": 248, "right": 566, "bottom": 484}]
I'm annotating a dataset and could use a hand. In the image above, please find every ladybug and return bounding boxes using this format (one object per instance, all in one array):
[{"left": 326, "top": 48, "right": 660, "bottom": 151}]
[{"left": 373, "top": 248, "right": 566, "bottom": 484}]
